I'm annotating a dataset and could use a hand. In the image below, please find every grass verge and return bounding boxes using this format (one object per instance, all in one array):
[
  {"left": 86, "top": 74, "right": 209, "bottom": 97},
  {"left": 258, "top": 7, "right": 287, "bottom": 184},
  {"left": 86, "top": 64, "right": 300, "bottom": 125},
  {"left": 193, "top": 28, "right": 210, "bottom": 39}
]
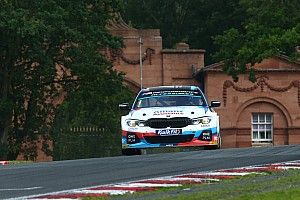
[
  {"left": 84, "top": 170, "right": 300, "bottom": 200},
  {"left": 6, "top": 160, "right": 33, "bottom": 165}
]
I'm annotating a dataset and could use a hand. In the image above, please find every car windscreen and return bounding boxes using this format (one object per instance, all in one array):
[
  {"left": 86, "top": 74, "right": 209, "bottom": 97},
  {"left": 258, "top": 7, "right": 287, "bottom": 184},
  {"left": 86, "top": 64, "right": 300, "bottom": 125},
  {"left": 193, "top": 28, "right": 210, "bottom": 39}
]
[{"left": 134, "top": 90, "right": 207, "bottom": 109}]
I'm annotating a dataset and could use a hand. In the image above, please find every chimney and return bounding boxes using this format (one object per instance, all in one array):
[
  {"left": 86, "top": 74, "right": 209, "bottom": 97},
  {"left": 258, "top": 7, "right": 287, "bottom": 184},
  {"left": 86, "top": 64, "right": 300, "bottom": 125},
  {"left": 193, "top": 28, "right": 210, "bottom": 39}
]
[{"left": 176, "top": 42, "right": 190, "bottom": 50}]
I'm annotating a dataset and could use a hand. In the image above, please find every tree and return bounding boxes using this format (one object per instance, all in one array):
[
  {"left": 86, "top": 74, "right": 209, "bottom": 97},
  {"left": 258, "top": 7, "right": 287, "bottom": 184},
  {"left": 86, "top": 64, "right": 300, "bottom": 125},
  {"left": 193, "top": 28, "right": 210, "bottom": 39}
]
[
  {"left": 0, "top": 0, "right": 129, "bottom": 160},
  {"left": 123, "top": 0, "right": 300, "bottom": 77},
  {"left": 213, "top": 0, "right": 300, "bottom": 81},
  {"left": 51, "top": 79, "right": 134, "bottom": 160},
  {"left": 122, "top": 0, "right": 193, "bottom": 48},
  {"left": 121, "top": 0, "right": 245, "bottom": 64}
]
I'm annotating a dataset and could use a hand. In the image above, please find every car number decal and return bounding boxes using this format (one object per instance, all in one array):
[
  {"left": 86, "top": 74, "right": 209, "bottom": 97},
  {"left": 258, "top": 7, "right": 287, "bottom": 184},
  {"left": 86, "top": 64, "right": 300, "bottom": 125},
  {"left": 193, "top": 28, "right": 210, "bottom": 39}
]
[{"left": 156, "top": 129, "right": 182, "bottom": 136}]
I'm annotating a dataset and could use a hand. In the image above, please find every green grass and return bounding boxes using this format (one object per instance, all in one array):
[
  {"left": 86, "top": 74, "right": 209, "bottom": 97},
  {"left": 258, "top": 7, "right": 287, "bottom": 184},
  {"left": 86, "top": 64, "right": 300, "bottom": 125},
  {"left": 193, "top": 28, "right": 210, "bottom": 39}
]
[
  {"left": 83, "top": 170, "right": 300, "bottom": 200},
  {"left": 233, "top": 189, "right": 300, "bottom": 200},
  {"left": 157, "top": 170, "right": 300, "bottom": 200}
]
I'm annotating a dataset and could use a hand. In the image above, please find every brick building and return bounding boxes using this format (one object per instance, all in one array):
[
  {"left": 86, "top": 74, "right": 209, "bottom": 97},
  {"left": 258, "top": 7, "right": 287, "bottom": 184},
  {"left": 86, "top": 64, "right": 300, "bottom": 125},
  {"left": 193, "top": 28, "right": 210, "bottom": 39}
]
[
  {"left": 109, "top": 18, "right": 300, "bottom": 148},
  {"left": 197, "top": 57, "right": 300, "bottom": 148},
  {"left": 107, "top": 18, "right": 205, "bottom": 92}
]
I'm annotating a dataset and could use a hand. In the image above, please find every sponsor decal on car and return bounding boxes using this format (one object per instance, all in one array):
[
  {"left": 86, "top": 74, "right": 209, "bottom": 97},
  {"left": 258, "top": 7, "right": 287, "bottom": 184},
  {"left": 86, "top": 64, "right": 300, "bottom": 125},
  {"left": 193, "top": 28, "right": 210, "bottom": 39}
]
[
  {"left": 156, "top": 129, "right": 182, "bottom": 136},
  {"left": 153, "top": 110, "right": 184, "bottom": 116}
]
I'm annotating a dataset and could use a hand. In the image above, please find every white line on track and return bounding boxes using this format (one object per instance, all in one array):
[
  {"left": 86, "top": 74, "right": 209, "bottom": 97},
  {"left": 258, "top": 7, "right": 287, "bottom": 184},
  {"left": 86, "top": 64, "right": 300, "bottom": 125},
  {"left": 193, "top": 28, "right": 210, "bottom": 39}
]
[
  {"left": 73, "top": 189, "right": 133, "bottom": 195},
  {"left": 0, "top": 187, "right": 42, "bottom": 191},
  {"left": 117, "top": 183, "right": 182, "bottom": 187},
  {"left": 152, "top": 177, "right": 220, "bottom": 182},
  {"left": 186, "top": 172, "right": 258, "bottom": 176},
  {"left": 277, "top": 166, "right": 300, "bottom": 170}
]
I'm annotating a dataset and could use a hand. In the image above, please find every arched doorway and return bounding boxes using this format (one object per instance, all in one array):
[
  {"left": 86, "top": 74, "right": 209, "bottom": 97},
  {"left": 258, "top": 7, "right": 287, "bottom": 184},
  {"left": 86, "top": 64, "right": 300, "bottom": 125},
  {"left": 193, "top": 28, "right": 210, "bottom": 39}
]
[{"left": 235, "top": 97, "right": 291, "bottom": 147}]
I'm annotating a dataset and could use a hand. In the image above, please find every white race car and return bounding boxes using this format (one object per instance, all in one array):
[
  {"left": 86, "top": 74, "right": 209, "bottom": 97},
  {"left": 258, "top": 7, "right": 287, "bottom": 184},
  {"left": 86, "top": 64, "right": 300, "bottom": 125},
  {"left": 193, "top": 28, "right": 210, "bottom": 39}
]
[{"left": 119, "top": 86, "right": 221, "bottom": 155}]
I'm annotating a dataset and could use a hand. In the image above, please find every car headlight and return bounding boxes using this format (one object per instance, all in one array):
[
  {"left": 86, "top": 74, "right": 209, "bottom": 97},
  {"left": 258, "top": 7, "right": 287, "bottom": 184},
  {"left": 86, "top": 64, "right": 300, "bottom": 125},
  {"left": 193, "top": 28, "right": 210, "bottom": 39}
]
[
  {"left": 192, "top": 117, "right": 212, "bottom": 125},
  {"left": 126, "top": 120, "right": 137, "bottom": 127},
  {"left": 137, "top": 121, "right": 146, "bottom": 127},
  {"left": 126, "top": 120, "right": 146, "bottom": 127}
]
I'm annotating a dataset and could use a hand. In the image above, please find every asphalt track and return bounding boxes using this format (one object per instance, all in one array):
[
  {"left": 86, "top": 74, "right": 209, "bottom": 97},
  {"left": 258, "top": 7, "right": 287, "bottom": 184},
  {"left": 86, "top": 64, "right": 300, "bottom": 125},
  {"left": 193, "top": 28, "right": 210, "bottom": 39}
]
[{"left": 1, "top": 145, "right": 300, "bottom": 199}]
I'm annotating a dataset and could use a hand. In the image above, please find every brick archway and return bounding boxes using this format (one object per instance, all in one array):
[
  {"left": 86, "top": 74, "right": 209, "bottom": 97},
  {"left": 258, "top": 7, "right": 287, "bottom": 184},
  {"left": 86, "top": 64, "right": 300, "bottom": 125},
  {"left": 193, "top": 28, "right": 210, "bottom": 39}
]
[
  {"left": 235, "top": 97, "right": 292, "bottom": 127},
  {"left": 234, "top": 97, "right": 292, "bottom": 146}
]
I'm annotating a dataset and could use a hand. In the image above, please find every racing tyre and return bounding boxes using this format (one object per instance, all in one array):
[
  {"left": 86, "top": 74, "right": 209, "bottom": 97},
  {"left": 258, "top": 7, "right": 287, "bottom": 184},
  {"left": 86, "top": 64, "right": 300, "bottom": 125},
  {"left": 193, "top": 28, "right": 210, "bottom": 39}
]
[
  {"left": 122, "top": 149, "right": 142, "bottom": 156},
  {"left": 217, "top": 136, "right": 222, "bottom": 149},
  {"left": 204, "top": 136, "right": 221, "bottom": 150}
]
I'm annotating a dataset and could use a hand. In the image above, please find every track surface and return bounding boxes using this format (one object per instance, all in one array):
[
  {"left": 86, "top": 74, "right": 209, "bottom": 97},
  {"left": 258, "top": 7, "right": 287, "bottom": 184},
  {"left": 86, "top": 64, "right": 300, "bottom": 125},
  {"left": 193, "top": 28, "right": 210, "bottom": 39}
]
[{"left": 1, "top": 145, "right": 300, "bottom": 199}]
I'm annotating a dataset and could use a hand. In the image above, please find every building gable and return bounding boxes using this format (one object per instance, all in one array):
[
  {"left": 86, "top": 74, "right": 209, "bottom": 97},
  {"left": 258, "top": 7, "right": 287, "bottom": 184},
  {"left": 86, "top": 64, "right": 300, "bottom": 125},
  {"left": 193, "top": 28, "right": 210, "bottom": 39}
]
[
  {"left": 254, "top": 56, "right": 300, "bottom": 70},
  {"left": 202, "top": 55, "right": 300, "bottom": 72}
]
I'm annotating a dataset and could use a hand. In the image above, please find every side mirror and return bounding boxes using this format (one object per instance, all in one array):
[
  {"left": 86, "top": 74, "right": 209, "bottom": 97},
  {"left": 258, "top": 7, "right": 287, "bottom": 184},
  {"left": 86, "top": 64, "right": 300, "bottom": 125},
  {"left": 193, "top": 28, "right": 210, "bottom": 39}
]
[
  {"left": 210, "top": 101, "right": 221, "bottom": 108},
  {"left": 119, "top": 103, "right": 131, "bottom": 111}
]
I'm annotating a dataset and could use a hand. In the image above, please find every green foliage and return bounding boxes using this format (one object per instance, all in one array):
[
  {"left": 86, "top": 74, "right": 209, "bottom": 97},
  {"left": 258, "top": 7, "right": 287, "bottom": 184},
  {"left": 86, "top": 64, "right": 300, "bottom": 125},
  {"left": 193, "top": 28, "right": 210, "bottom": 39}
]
[
  {"left": 51, "top": 72, "right": 134, "bottom": 131},
  {"left": 0, "top": 143, "right": 8, "bottom": 159},
  {"left": 122, "top": 0, "right": 245, "bottom": 64},
  {"left": 52, "top": 81, "right": 134, "bottom": 160},
  {"left": 122, "top": 0, "right": 300, "bottom": 80},
  {"left": 214, "top": 0, "right": 300, "bottom": 81},
  {"left": 53, "top": 127, "right": 121, "bottom": 160},
  {"left": 0, "top": 0, "right": 131, "bottom": 160},
  {"left": 51, "top": 49, "right": 135, "bottom": 159}
]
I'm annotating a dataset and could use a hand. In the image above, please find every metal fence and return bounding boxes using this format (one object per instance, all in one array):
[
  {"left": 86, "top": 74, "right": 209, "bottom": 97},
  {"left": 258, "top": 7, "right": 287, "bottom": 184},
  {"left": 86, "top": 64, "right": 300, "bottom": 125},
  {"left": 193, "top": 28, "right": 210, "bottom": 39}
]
[{"left": 53, "top": 126, "right": 121, "bottom": 160}]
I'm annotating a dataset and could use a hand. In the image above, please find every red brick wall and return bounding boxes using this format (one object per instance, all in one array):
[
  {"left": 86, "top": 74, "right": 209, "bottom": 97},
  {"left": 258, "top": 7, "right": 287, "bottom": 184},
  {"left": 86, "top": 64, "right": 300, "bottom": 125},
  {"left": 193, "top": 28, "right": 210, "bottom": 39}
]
[
  {"left": 205, "top": 58, "right": 300, "bottom": 147},
  {"left": 162, "top": 49, "right": 205, "bottom": 86},
  {"left": 17, "top": 137, "right": 53, "bottom": 161},
  {"left": 109, "top": 27, "right": 205, "bottom": 90},
  {"left": 111, "top": 29, "right": 164, "bottom": 89}
]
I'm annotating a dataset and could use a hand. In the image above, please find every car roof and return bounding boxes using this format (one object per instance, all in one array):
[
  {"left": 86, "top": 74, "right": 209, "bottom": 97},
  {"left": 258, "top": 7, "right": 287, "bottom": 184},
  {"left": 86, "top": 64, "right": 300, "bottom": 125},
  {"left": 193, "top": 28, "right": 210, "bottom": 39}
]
[{"left": 141, "top": 86, "right": 199, "bottom": 92}]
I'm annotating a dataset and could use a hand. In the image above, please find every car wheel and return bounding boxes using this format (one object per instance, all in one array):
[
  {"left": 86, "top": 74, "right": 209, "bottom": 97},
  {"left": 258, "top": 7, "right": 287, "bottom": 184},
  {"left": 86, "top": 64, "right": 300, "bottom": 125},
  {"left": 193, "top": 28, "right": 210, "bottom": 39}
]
[
  {"left": 204, "top": 135, "right": 221, "bottom": 150},
  {"left": 217, "top": 136, "right": 222, "bottom": 149},
  {"left": 122, "top": 149, "right": 142, "bottom": 156}
]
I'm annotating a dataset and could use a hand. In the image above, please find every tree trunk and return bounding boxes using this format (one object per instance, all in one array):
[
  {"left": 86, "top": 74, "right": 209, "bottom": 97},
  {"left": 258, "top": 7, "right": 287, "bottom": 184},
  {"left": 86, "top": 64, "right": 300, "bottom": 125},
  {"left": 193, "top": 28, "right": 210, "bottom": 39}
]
[{"left": 0, "top": 41, "right": 14, "bottom": 155}]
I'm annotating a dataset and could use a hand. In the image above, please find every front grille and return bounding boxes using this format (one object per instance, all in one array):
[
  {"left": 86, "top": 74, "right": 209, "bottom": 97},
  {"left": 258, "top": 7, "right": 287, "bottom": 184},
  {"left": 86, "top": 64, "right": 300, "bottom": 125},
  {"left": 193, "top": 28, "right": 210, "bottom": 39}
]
[
  {"left": 145, "top": 117, "right": 192, "bottom": 128},
  {"left": 144, "top": 134, "right": 194, "bottom": 144}
]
